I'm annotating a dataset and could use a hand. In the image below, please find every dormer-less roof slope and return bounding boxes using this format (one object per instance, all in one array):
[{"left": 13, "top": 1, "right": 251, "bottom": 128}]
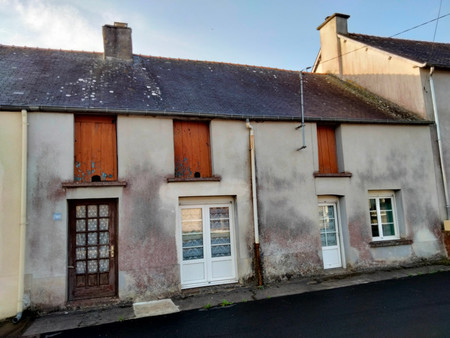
[
  {"left": 0, "top": 45, "right": 425, "bottom": 123},
  {"left": 345, "top": 33, "right": 450, "bottom": 70}
]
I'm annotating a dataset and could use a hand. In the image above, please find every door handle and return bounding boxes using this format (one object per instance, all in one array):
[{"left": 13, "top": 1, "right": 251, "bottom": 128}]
[
  {"left": 68, "top": 265, "right": 75, "bottom": 269},
  {"left": 111, "top": 245, "right": 115, "bottom": 258}
]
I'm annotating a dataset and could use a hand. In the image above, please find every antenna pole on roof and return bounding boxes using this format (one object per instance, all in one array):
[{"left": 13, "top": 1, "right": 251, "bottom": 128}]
[{"left": 297, "top": 67, "right": 311, "bottom": 151}]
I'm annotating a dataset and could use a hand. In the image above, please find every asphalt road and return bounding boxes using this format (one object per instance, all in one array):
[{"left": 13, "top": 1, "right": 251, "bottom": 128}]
[{"left": 43, "top": 271, "right": 450, "bottom": 337}]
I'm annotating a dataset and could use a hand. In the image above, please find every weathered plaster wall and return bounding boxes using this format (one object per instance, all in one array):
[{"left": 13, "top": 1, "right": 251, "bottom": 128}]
[
  {"left": 25, "top": 113, "right": 254, "bottom": 309},
  {"left": 253, "top": 122, "right": 323, "bottom": 281},
  {"left": 255, "top": 121, "right": 443, "bottom": 282},
  {"left": 431, "top": 69, "right": 450, "bottom": 222},
  {"left": 336, "top": 124, "right": 443, "bottom": 267},
  {"left": 26, "top": 113, "right": 73, "bottom": 309},
  {"left": 0, "top": 111, "right": 22, "bottom": 319},
  {"left": 117, "top": 117, "right": 254, "bottom": 300}
]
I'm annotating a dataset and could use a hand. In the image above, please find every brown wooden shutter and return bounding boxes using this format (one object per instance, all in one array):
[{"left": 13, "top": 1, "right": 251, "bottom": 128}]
[
  {"left": 174, "top": 120, "right": 212, "bottom": 178},
  {"left": 74, "top": 116, "right": 117, "bottom": 182},
  {"left": 317, "top": 125, "right": 338, "bottom": 174}
]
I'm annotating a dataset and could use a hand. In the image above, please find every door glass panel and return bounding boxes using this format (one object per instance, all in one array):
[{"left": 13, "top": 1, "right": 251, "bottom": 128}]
[
  {"left": 99, "top": 205, "right": 109, "bottom": 217},
  {"left": 99, "top": 218, "right": 109, "bottom": 230},
  {"left": 88, "top": 219, "right": 98, "bottom": 231},
  {"left": 76, "top": 261, "right": 86, "bottom": 274},
  {"left": 99, "top": 232, "right": 109, "bottom": 244},
  {"left": 76, "top": 220, "right": 86, "bottom": 232},
  {"left": 99, "top": 259, "right": 109, "bottom": 272},
  {"left": 88, "top": 260, "right": 98, "bottom": 273},
  {"left": 210, "top": 207, "right": 231, "bottom": 258},
  {"left": 76, "top": 247, "right": 86, "bottom": 260},
  {"left": 88, "top": 246, "right": 98, "bottom": 259},
  {"left": 76, "top": 234, "right": 86, "bottom": 246},
  {"left": 99, "top": 245, "right": 109, "bottom": 258},
  {"left": 182, "top": 208, "right": 204, "bottom": 260},
  {"left": 88, "top": 232, "right": 98, "bottom": 245},
  {"left": 88, "top": 205, "right": 98, "bottom": 217},
  {"left": 76, "top": 205, "right": 86, "bottom": 218},
  {"left": 327, "top": 233, "right": 337, "bottom": 246}
]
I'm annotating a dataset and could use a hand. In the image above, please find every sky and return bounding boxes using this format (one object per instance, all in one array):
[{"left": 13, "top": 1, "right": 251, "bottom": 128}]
[{"left": 0, "top": 0, "right": 449, "bottom": 71}]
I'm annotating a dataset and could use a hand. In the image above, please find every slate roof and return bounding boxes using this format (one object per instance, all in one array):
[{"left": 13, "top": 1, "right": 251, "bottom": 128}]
[
  {"left": 345, "top": 33, "right": 450, "bottom": 70},
  {"left": 0, "top": 45, "right": 425, "bottom": 123}
]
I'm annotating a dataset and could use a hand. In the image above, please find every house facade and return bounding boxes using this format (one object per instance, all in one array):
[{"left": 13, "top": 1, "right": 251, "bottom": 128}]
[
  {"left": 0, "top": 23, "right": 446, "bottom": 317},
  {"left": 314, "top": 13, "right": 450, "bottom": 226}
]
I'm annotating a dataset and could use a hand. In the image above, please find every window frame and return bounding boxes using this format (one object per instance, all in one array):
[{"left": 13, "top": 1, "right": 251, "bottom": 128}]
[{"left": 368, "top": 191, "right": 400, "bottom": 241}]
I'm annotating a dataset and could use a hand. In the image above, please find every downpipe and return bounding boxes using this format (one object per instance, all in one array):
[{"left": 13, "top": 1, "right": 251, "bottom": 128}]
[
  {"left": 14, "top": 109, "right": 28, "bottom": 323},
  {"left": 246, "top": 119, "right": 263, "bottom": 286}
]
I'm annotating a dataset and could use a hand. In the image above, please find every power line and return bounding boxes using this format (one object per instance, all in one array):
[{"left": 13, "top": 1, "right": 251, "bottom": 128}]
[{"left": 390, "top": 12, "right": 449, "bottom": 38}]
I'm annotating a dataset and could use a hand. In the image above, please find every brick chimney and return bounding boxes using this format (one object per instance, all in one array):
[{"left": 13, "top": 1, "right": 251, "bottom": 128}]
[
  {"left": 316, "top": 13, "right": 350, "bottom": 76},
  {"left": 102, "top": 22, "right": 133, "bottom": 61}
]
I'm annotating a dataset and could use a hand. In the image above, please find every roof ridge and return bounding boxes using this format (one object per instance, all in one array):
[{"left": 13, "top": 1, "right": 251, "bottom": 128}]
[{"left": 345, "top": 32, "right": 450, "bottom": 47}]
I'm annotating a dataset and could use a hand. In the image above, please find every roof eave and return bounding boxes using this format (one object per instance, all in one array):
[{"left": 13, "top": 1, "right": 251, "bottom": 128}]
[{"left": 0, "top": 104, "right": 431, "bottom": 125}]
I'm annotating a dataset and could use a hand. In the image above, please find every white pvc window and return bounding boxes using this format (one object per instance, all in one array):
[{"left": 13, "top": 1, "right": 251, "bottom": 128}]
[{"left": 369, "top": 192, "right": 399, "bottom": 240}]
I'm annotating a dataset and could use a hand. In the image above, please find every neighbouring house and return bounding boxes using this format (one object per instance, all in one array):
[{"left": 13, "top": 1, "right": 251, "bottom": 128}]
[
  {"left": 0, "top": 22, "right": 446, "bottom": 317},
  {"left": 314, "top": 13, "right": 450, "bottom": 234}
]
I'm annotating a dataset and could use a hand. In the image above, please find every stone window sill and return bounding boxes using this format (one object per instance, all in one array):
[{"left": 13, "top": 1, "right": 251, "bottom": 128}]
[
  {"left": 167, "top": 176, "right": 221, "bottom": 183},
  {"left": 62, "top": 181, "right": 127, "bottom": 188},
  {"left": 313, "top": 172, "right": 352, "bottom": 178},
  {"left": 369, "top": 239, "right": 413, "bottom": 248}
]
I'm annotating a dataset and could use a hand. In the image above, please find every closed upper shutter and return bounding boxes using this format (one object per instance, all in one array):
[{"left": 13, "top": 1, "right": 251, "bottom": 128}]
[{"left": 74, "top": 115, "right": 117, "bottom": 182}]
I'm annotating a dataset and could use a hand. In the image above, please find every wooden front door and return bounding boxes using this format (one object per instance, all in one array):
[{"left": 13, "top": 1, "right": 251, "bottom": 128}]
[{"left": 68, "top": 199, "right": 117, "bottom": 301}]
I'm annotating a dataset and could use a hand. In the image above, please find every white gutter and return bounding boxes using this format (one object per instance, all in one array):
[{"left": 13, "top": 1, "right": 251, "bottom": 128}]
[
  {"left": 13, "top": 109, "right": 28, "bottom": 323},
  {"left": 245, "top": 119, "right": 262, "bottom": 285},
  {"left": 429, "top": 67, "right": 450, "bottom": 220}
]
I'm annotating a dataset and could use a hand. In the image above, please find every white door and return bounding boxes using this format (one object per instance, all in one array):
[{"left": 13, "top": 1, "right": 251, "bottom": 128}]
[
  {"left": 180, "top": 203, "right": 237, "bottom": 289},
  {"left": 318, "top": 203, "right": 342, "bottom": 269}
]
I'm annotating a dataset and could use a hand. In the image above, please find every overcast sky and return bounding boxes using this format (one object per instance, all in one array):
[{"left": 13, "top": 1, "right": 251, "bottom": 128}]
[{"left": 0, "top": 0, "right": 449, "bottom": 70}]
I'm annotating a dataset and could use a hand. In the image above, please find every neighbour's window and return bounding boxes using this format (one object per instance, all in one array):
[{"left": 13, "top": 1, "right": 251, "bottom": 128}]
[
  {"left": 173, "top": 120, "right": 212, "bottom": 178},
  {"left": 74, "top": 115, "right": 117, "bottom": 182},
  {"left": 369, "top": 192, "right": 399, "bottom": 240},
  {"left": 317, "top": 125, "right": 338, "bottom": 174}
]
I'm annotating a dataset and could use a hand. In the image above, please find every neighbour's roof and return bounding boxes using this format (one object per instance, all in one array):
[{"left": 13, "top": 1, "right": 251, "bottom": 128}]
[
  {"left": 0, "top": 45, "right": 425, "bottom": 123},
  {"left": 345, "top": 33, "right": 450, "bottom": 70}
]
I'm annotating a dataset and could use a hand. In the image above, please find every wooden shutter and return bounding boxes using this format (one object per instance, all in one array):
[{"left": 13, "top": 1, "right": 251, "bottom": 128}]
[
  {"left": 74, "top": 116, "right": 117, "bottom": 182},
  {"left": 317, "top": 125, "right": 338, "bottom": 174},
  {"left": 174, "top": 120, "right": 212, "bottom": 178}
]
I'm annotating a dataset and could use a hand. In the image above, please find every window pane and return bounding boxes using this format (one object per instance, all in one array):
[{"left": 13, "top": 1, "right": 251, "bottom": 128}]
[
  {"left": 371, "top": 224, "right": 379, "bottom": 237},
  {"left": 379, "top": 198, "right": 392, "bottom": 210},
  {"left": 382, "top": 223, "right": 395, "bottom": 236},
  {"left": 211, "top": 244, "right": 231, "bottom": 257},
  {"left": 210, "top": 207, "right": 229, "bottom": 220},
  {"left": 321, "top": 234, "right": 326, "bottom": 246},
  {"left": 380, "top": 210, "right": 394, "bottom": 223},
  {"left": 183, "top": 247, "right": 204, "bottom": 260},
  {"left": 370, "top": 211, "right": 378, "bottom": 224},
  {"left": 181, "top": 208, "right": 202, "bottom": 221},
  {"left": 326, "top": 233, "right": 337, "bottom": 246},
  {"left": 369, "top": 199, "right": 376, "bottom": 211},
  {"left": 182, "top": 208, "right": 203, "bottom": 260}
]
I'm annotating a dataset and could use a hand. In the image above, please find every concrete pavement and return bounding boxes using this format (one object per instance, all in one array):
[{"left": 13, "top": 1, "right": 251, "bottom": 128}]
[{"left": 2, "top": 262, "right": 449, "bottom": 337}]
